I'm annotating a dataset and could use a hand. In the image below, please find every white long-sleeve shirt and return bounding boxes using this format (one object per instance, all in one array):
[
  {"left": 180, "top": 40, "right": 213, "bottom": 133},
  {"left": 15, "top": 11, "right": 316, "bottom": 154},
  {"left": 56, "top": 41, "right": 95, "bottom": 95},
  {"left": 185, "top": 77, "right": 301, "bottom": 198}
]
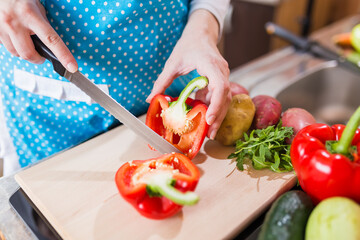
[{"left": 190, "top": 0, "right": 231, "bottom": 36}]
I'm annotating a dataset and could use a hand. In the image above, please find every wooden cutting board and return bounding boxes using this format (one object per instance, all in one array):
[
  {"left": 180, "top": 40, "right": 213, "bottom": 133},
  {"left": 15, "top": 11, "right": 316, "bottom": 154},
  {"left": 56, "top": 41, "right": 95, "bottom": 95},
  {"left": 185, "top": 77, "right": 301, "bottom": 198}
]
[{"left": 15, "top": 116, "right": 296, "bottom": 240}]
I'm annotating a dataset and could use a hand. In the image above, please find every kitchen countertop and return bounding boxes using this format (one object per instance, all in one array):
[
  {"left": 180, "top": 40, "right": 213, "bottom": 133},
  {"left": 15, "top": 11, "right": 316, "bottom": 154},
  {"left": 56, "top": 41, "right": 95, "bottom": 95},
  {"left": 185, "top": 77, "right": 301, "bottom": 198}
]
[{"left": 0, "top": 15, "right": 359, "bottom": 240}]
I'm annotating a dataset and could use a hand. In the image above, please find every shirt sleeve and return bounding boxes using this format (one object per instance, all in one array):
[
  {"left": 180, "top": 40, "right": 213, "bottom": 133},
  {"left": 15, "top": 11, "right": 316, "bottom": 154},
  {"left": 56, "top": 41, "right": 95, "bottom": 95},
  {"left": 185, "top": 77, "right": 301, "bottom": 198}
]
[{"left": 189, "top": 0, "right": 230, "bottom": 38}]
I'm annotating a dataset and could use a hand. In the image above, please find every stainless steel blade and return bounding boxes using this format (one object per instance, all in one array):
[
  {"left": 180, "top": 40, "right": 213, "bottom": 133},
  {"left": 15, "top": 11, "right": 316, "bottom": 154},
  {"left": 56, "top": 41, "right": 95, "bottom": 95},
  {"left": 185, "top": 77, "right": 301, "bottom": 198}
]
[{"left": 63, "top": 71, "right": 181, "bottom": 154}]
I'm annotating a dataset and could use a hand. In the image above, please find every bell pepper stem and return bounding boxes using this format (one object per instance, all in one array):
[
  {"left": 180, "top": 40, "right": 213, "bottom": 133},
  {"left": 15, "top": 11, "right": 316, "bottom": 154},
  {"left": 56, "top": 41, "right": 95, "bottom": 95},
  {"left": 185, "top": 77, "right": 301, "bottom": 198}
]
[
  {"left": 334, "top": 106, "right": 360, "bottom": 155},
  {"left": 161, "top": 76, "right": 208, "bottom": 134},
  {"left": 170, "top": 76, "right": 208, "bottom": 113},
  {"left": 146, "top": 173, "right": 199, "bottom": 206}
]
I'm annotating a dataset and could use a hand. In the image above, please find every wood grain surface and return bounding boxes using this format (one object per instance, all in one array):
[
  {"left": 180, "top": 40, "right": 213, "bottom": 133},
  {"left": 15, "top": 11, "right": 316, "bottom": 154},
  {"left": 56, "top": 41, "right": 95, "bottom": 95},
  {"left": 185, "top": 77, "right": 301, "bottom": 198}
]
[{"left": 15, "top": 116, "right": 296, "bottom": 240}]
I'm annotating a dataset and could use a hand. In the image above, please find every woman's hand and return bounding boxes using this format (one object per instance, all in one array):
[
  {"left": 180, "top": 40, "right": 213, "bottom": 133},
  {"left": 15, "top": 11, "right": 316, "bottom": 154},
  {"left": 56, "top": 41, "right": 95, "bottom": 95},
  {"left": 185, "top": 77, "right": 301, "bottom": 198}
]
[
  {"left": 0, "top": 0, "right": 77, "bottom": 72},
  {"left": 147, "top": 9, "right": 231, "bottom": 140}
]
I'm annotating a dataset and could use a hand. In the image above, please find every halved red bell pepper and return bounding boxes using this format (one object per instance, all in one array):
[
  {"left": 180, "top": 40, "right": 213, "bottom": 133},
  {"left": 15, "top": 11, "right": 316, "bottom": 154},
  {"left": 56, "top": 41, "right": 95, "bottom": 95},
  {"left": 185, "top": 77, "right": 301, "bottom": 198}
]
[
  {"left": 115, "top": 152, "right": 200, "bottom": 219},
  {"left": 291, "top": 106, "right": 360, "bottom": 204},
  {"left": 146, "top": 77, "right": 209, "bottom": 159}
]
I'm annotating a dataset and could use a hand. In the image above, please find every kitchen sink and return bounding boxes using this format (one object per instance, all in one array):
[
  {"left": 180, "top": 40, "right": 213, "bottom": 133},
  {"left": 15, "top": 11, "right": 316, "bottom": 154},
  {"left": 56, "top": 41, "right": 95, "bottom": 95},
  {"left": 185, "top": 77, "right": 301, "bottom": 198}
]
[{"left": 276, "top": 63, "right": 360, "bottom": 125}]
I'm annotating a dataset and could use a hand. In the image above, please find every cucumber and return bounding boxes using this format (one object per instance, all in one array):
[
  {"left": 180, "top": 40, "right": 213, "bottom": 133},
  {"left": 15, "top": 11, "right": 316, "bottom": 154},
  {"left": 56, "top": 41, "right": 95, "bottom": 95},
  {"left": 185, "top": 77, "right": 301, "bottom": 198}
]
[{"left": 257, "top": 190, "right": 313, "bottom": 240}]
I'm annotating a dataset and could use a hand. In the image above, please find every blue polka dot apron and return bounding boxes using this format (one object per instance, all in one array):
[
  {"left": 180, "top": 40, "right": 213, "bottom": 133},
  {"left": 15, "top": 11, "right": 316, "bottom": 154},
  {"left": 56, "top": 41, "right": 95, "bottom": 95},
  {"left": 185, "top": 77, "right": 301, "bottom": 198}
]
[{"left": 0, "top": 0, "right": 198, "bottom": 168}]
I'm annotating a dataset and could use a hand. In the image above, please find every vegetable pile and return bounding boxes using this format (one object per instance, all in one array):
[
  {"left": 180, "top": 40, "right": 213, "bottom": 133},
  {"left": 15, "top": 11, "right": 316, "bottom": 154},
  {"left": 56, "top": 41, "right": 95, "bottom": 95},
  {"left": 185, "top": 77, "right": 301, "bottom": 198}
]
[
  {"left": 291, "top": 106, "right": 360, "bottom": 204},
  {"left": 258, "top": 106, "right": 360, "bottom": 240},
  {"left": 259, "top": 191, "right": 360, "bottom": 240},
  {"left": 116, "top": 77, "right": 360, "bottom": 224},
  {"left": 222, "top": 92, "right": 316, "bottom": 172}
]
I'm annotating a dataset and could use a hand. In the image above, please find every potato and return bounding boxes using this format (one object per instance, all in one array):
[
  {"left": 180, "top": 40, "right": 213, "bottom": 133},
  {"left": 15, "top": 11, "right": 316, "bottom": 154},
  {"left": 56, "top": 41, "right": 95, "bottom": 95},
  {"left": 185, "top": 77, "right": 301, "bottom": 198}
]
[
  {"left": 281, "top": 108, "right": 316, "bottom": 143},
  {"left": 252, "top": 95, "right": 282, "bottom": 129},
  {"left": 305, "top": 197, "right": 360, "bottom": 240},
  {"left": 195, "top": 82, "right": 248, "bottom": 105},
  {"left": 215, "top": 94, "right": 255, "bottom": 146}
]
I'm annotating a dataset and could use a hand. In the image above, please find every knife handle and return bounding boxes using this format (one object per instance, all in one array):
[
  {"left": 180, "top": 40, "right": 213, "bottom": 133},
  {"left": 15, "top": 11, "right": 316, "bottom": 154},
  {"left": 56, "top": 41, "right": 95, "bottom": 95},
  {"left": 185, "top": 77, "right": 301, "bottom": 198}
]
[{"left": 31, "top": 35, "right": 66, "bottom": 76}]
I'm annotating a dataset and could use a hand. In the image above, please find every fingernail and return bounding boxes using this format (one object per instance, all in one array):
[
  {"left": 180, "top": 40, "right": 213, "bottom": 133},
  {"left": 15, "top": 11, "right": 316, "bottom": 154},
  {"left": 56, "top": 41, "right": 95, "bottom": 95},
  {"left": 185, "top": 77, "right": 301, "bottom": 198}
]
[
  {"left": 146, "top": 93, "right": 153, "bottom": 103},
  {"left": 207, "top": 115, "right": 215, "bottom": 125},
  {"left": 66, "top": 62, "right": 78, "bottom": 73},
  {"left": 209, "top": 130, "right": 216, "bottom": 140}
]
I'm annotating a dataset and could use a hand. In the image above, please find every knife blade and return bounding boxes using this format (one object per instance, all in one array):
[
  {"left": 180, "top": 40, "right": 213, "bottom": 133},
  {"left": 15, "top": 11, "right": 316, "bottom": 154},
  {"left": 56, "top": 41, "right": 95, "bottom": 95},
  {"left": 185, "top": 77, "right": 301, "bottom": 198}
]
[
  {"left": 265, "top": 22, "right": 360, "bottom": 75},
  {"left": 31, "top": 35, "right": 181, "bottom": 154}
]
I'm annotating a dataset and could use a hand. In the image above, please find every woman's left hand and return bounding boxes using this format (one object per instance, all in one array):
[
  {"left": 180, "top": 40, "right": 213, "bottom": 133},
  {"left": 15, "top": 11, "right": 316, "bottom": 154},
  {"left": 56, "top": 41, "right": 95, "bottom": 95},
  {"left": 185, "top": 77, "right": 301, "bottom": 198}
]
[{"left": 146, "top": 9, "right": 231, "bottom": 140}]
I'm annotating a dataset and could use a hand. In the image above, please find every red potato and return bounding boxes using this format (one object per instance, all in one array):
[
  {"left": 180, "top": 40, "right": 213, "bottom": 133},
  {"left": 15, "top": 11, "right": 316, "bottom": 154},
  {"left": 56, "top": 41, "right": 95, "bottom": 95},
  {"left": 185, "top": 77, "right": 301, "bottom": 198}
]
[
  {"left": 281, "top": 108, "right": 317, "bottom": 143},
  {"left": 195, "top": 82, "right": 248, "bottom": 105},
  {"left": 252, "top": 95, "right": 282, "bottom": 129},
  {"left": 229, "top": 82, "right": 249, "bottom": 96}
]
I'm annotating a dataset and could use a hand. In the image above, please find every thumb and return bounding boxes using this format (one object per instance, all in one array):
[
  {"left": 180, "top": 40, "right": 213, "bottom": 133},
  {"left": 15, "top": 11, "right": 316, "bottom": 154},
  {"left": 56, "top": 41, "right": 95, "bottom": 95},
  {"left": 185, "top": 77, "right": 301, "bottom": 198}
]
[{"left": 146, "top": 63, "right": 178, "bottom": 103}]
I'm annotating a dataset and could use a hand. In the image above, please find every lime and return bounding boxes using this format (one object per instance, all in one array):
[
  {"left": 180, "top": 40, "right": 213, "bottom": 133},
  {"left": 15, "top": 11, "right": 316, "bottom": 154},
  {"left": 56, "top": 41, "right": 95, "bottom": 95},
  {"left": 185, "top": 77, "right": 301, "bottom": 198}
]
[
  {"left": 305, "top": 197, "right": 360, "bottom": 240},
  {"left": 351, "top": 23, "right": 360, "bottom": 52}
]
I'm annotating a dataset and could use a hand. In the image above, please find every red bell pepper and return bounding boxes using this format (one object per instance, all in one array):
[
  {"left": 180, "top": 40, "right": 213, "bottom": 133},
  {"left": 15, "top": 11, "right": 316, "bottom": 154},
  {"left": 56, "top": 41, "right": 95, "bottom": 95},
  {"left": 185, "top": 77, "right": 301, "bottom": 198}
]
[
  {"left": 146, "top": 76, "right": 209, "bottom": 159},
  {"left": 115, "top": 152, "right": 200, "bottom": 219},
  {"left": 291, "top": 106, "right": 360, "bottom": 204}
]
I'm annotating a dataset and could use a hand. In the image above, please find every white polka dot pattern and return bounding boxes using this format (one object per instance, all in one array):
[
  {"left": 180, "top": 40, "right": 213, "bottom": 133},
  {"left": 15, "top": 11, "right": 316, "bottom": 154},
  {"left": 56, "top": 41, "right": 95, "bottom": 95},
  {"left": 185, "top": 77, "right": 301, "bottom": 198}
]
[{"left": 0, "top": 0, "right": 199, "bottom": 167}]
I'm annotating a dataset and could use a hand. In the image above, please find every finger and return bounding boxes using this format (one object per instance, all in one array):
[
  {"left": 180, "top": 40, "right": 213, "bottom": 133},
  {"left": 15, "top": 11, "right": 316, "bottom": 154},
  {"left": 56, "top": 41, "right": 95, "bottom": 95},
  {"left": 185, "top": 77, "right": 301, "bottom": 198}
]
[
  {"left": 194, "top": 87, "right": 210, "bottom": 105},
  {"left": 28, "top": 16, "right": 77, "bottom": 72},
  {"left": 9, "top": 31, "right": 45, "bottom": 64},
  {"left": 206, "top": 86, "right": 230, "bottom": 139},
  {"left": 197, "top": 66, "right": 230, "bottom": 139},
  {"left": 207, "top": 91, "right": 232, "bottom": 139},
  {"left": 199, "top": 70, "right": 229, "bottom": 123},
  {"left": 36, "top": 0, "right": 48, "bottom": 20},
  {"left": 146, "top": 60, "right": 179, "bottom": 102},
  {"left": 0, "top": 34, "right": 19, "bottom": 57}
]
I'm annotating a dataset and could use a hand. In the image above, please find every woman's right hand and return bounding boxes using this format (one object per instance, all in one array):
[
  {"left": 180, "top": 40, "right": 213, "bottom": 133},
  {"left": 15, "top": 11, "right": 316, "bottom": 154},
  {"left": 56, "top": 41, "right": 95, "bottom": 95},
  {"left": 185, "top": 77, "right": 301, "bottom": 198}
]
[{"left": 0, "top": 0, "right": 77, "bottom": 72}]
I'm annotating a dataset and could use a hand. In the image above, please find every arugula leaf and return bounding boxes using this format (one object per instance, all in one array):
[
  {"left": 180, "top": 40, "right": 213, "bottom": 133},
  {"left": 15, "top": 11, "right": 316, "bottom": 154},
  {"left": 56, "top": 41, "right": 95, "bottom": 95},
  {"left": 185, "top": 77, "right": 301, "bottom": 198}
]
[{"left": 228, "top": 121, "right": 294, "bottom": 172}]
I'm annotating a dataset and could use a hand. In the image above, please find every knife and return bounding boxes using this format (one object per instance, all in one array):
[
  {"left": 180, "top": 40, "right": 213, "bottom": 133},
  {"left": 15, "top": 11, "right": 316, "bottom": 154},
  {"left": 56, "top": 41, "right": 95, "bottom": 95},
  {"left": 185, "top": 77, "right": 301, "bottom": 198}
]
[
  {"left": 265, "top": 22, "right": 360, "bottom": 75},
  {"left": 30, "top": 35, "right": 181, "bottom": 154}
]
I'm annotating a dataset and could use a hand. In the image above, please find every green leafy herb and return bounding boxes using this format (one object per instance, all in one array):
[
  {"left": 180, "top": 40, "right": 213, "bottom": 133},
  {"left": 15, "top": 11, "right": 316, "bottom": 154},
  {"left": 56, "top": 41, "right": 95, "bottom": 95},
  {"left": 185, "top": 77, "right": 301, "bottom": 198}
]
[{"left": 228, "top": 121, "right": 294, "bottom": 173}]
